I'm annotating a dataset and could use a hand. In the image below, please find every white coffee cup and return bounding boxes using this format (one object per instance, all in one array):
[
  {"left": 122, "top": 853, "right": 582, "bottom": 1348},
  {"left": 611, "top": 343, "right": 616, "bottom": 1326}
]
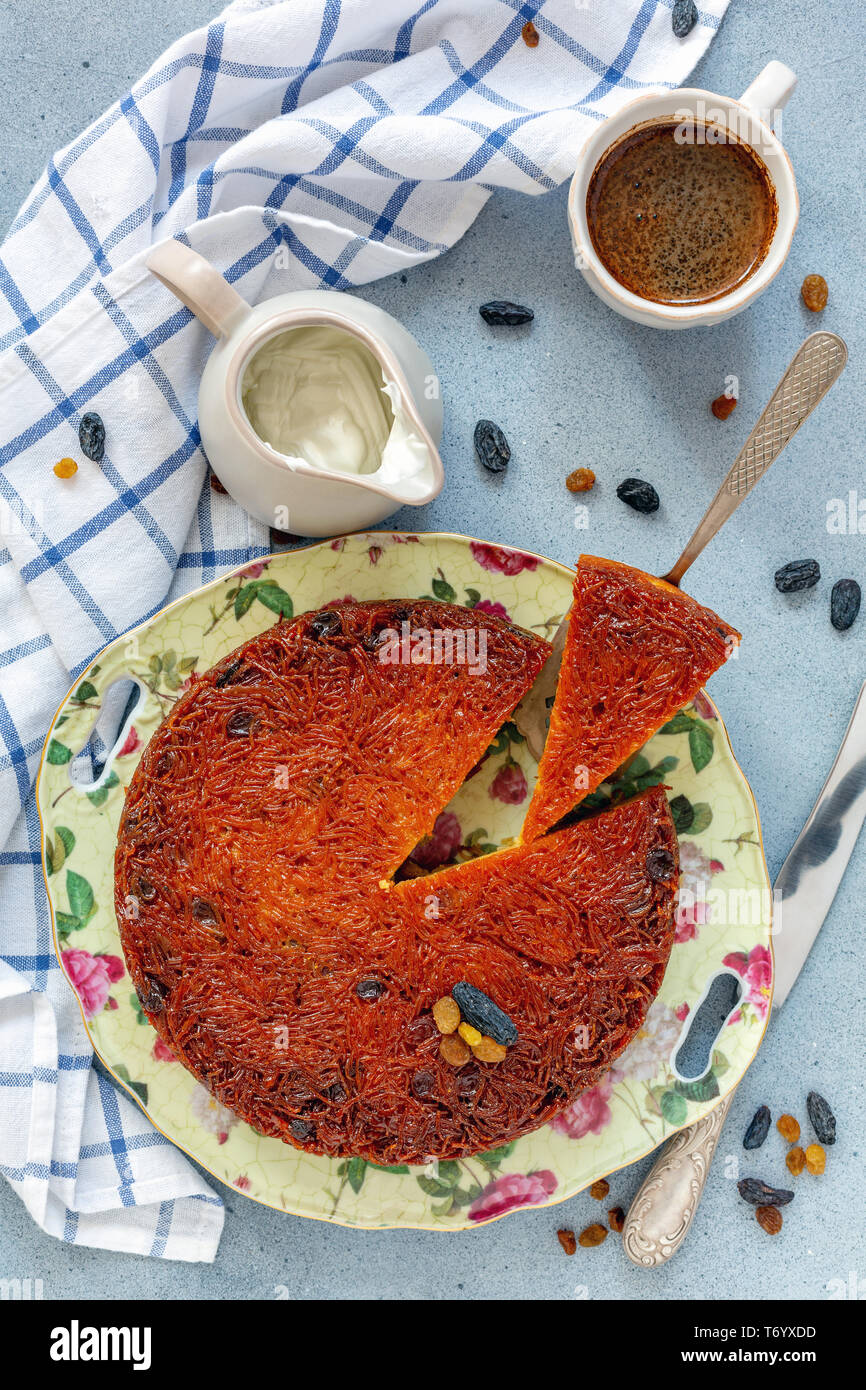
[{"left": 567, "top": 61, "right": 799, "bottom": 329}]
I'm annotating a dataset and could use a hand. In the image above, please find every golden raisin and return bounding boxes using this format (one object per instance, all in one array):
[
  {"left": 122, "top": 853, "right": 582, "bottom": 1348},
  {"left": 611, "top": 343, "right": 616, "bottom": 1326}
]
[
  {"left": 432, "top": 995, "right": 460, "bottom": 1035},
  {"left": 557, "top": 1228, "right": 577, "bottom": 1256},
  {"left": 471, "top": 1035, "right": 507, "bottom": 1063},
  {"left": 439, "top": 1033, "right": 471, "bottom": 1066},
  {"left": 522, "top": 19, "right": 540, "bottom": 46},
  {"left": 566, "top": 467, "right": 596, "bottom": 493},
  {"left": 53, "top": 458, "right": 78, "bottom": 478},
  {"left": 458, "top": 1021, "right": 483, "bottom": 1048},
  {"left": 608, "top": 1206, "right": 625, "bottom": 1232},
  {"left": 589, "top": 1178, "right": 610, "bottom": 1200},
  {"left": 777, "top": 1113, "right": 800, "bottom": 1144},
  {"left": 786, "top": 1146, "right": 806, "bottom": 1176},
  {"left": 711, "top": 393, "right": 737, "bottom": 420},
  {"left": 756, "top": 1205, "right": 783, "bottom": 1235},
  {"left": 801, "top": 274, "right": 828, "bottom": 312},
  {"left": 578, "top": 1223, "right": 608, "bottom": 1248},
  {"left": 805, "top": 1143, "right": 826, "bottom": 1175}
]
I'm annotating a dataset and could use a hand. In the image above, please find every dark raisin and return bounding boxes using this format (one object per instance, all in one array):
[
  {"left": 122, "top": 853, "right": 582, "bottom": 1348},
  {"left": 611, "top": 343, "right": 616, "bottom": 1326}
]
[
  {"left": 737, "top": 1178, "right": 794, "bottom": 1207},
  {"left": 78, "top": 411, "right": 106, "bottom": 462},
  {"left": 544, "top": 1084, "right": 568, "bottom": 1108},
  {"left": 456, "top": 1065, "right": 481, "bottom": 1103},
  {"left": 191, "top": 898, "right": 218, "bottom": 924},
  {"left": 326, "top": 1083, "right": 347, "bottom": 1105},
  {"left": 308, "top": 609, "right": 342, "bottom": 640},
  {"left": 356, "top": 978, "right": 386, "bottom": 1001},
  {"left": 209, "top": 472, "right": 228, "bottom": 494},
  {"left": 226, "top": 709, "right": 255, "bottom": 737},
  {"left": 743, "top": 1104, "right": 771, "bottom": 1150},
  {"left": 671, "top": 0, "right": 698, "bottom": 38},
  {"left": 830, "top": 579, "right": 860, "bottom": 631},
  {"left": 367, "top": 610, "right": 409, "bottom": 653},
  {"left": 479, "top": 300, "right": 534, "bottom": 327},
  {"left": 289, "top": 1117, "right": 315, "bottom": 1143},
  {"left": 806, "top": 1091, "right": 836, "bottom": 1145},
  {"left": 774, "top": 559, "right": 820, "bottom": 593},
  {"left": 452, "top": 981, "right": 518, "bottom": 1046},
  {"left": 474, "top": 419, "right": 511, "bottom": 473},
  {"left": 646, "top": 846, "right": 676, "bottom": 882},
  {"left": 155, "top": 749, "right": 176, "bottom": 777},
  {"left": 411, "top": 1070, "right": 436, "bottom": 1100},
  {"left": 137, "top": 876, "right": 157, "bottom": 902},
  {"left": 616, "top": 477, "right": 660, "bottom": 513},
  {"left": 405, "top": 1013, "right": 438, "bottom": 1045},
  {"left": 215, "top": 659, "right": 243, "bottom": 688},
  {"left": 137, "top": 975, "right": 167, "bottom": 1014},
  {"left": 391, "top": 605, "right": 411, "bottom": 625}
]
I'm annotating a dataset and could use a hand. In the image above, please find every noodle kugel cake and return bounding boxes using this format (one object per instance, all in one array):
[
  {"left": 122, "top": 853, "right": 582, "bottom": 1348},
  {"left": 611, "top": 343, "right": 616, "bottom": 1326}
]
[{"left": 115, "top": 560, "right": 738, "bottom": 1164}]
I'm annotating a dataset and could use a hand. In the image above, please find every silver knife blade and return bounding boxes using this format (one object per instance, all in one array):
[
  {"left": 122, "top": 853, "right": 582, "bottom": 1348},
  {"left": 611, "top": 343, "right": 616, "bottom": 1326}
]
[{"left": 772, "top": 680, "right": 866, "bottom": 1007}]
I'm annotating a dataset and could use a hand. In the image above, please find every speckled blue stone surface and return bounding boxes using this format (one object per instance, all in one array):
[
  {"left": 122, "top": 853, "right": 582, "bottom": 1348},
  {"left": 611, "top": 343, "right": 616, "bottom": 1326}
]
[{"left": 0, "top": 0, "right": 863, "bottom": 1300}]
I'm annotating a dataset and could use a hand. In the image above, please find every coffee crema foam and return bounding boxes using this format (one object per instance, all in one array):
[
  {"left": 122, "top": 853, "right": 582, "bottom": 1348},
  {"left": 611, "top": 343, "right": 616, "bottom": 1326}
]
[{"left": 586, "top": 119, "right": 778, "bottom": 306}]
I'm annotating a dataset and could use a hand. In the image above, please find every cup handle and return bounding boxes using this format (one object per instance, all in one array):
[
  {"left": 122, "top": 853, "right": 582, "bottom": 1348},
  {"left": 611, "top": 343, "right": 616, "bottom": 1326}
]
[
  {"left": 145, "top": 240, "right": 250, "bottom": 339},
  {"left": 738, "top": 60, "right": 797, "bottom": 128}
]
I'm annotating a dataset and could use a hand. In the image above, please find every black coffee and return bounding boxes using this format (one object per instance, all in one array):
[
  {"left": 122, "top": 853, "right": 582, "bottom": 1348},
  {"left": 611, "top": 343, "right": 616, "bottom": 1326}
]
[{"left": 586, "top": 120, "right": 778, "bottom": 305}]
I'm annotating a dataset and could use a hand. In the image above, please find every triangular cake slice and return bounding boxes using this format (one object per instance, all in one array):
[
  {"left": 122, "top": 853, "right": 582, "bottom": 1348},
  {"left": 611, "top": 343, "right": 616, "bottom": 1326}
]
[{"left": 521, "top": 555, "right": 739, "bottom": 842}]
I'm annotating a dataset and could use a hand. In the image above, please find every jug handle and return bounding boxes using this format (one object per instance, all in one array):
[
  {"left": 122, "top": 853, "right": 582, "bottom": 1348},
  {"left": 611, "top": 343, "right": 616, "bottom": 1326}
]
[
  {"left": 738, "top": 60, "right": 797, "bottom": 128},
  {"left": 145, "top": 241, "right": 250, "bottom": 339}
]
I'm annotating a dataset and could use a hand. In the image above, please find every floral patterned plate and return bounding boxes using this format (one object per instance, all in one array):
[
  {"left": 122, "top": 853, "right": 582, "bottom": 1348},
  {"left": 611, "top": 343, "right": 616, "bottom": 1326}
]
[{"left": 37, "top": 532, "right": 772, "bottom": 1230}]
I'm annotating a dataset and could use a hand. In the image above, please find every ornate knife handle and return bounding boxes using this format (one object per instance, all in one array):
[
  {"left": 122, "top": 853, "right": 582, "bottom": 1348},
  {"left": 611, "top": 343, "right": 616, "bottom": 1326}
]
[
  {"left": 662, "top": 332, "right": 847, "bottom": 586},
  {"left": 622, "top": 1090, "right": 735, "bottom": 1267}
]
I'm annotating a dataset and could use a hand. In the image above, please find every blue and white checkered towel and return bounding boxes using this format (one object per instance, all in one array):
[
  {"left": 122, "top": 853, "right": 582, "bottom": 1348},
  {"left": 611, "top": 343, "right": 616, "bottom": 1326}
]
[{"left": 0, "top": 0, "right": 729, "bottom": 1261}]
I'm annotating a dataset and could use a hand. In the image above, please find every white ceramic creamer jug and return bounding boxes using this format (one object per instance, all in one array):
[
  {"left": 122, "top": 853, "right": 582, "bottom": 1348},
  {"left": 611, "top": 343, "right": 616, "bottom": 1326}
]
[{"left": 145, "top": 241, "right": 444, "bottom": 535}]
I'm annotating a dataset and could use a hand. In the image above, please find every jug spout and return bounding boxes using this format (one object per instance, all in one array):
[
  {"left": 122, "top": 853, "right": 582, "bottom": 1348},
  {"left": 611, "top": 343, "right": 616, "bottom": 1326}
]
[{"left": 364, "top": 377, "right": 443, "bottom": 508}]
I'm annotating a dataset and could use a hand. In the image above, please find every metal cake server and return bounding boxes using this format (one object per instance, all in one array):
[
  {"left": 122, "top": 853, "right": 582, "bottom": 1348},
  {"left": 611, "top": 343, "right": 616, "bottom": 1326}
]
[
  {"left": 623, "top": 683, "right": 866, "bottom": 1266},
  {"left": 514, "top": 332, "right": 848, "bottom": 757}
]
